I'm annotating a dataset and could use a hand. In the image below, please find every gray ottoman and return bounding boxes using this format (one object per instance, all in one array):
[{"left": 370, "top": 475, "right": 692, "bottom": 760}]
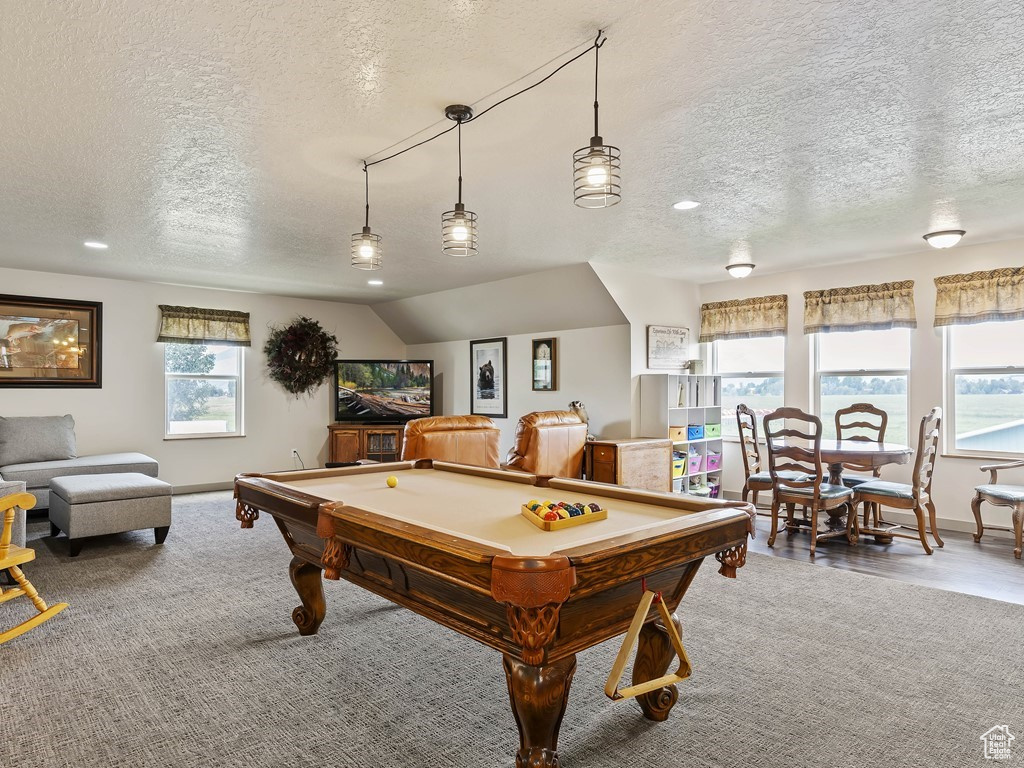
[{"left": 49, "top": 473, "right": 172, "bottom": 557}]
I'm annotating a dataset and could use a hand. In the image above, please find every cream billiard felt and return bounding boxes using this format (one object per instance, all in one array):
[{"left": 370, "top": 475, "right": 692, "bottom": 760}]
[{"left": 276, "top": 467, "right": 723, "bottom": 557}]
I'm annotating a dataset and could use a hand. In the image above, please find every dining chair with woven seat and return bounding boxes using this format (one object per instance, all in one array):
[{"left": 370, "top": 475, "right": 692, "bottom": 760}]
[
  {"left": 763, "top": 407, "right": 856, "bottom": 557},
  {"left": 851, "top": 407, "right": 943, "bottom": 555},
  {"left": 971, "top": 458, "right": 1024, "bottom": 560}
]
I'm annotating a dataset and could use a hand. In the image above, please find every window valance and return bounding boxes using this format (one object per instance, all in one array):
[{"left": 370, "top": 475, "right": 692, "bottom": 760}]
[
  {"left": 803, "top": 281, "right": 916, "bottom": 334},
  {"left": 699, "top": 295, "right": 788, "bottom": 343},
  {"left": 157, "top": 305, "right": 251, "bottom": 347},
  {"left": 933, "top": 267, "right": 1024, "bottom": 327}
]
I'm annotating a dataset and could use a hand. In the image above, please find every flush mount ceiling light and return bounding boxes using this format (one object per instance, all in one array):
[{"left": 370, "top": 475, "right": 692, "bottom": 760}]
[
  {"left": 83, "top": 241, "right": 108, "bottom": 249},
  {"left": 573, "top": 32, "right": 620, "bottom": 209},
  {"left": 441, "top": 105, "right": 478, "bottom": 257},
  {"left": 367, "top": 279, "right": 383, "bottom": 286},
  {"left": 672, "top": 200, "right": 701, "bottom": 210},
  {"left": 350, "top": 162, "right": 382, "bottom": 270},
  {"left": 725, "top": 262, "right": 755, "bottom": 279},
  {"left": 923, "top": 229, "right": 965, "bottom": 249}
]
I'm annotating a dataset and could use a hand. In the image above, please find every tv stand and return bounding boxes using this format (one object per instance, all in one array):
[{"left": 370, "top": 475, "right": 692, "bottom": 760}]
[{"left": 328, "top": 423, "right": 405, "bottom": 463}]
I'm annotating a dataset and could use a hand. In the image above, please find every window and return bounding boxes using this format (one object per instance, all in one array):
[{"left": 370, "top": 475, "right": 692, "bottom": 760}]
[
  {"left": 714, "top": 337, "right": 785, "bottom": 438},
  {"left": 815, "top": 329, "right": 910, "bottom": 444},
  {"left": 946, "top": 320, "right": 1024, "bottom": 456},
  {"left": 164, "top": 343, "right": 243, "bottom": 438}
]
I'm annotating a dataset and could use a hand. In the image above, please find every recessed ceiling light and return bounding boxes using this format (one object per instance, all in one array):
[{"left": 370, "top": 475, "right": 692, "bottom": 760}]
[
  {"left": 672, "top": 200, "right": 701, "bottom": 210},
  {"left": 923, "top": 230, "right": 965, "bottom": 249},
  {"left": 83, "top": 241, "right": 108, "bottom": 249},
  {"left": 367, "top": 280, "right": 383, "bottom": 286}
]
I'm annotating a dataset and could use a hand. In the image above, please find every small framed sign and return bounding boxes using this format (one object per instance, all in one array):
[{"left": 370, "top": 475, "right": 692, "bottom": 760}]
[
  {"left": 532, "top": 338, "right": 556, "bottom": 391},
  {"left": 646, "top": 325, "right": 689, "bottom": 370}
]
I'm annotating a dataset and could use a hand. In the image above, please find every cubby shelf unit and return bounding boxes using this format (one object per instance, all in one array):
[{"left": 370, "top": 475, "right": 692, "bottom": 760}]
[{"left": 638, "top": 374, "right": 723, "bottom": 497}]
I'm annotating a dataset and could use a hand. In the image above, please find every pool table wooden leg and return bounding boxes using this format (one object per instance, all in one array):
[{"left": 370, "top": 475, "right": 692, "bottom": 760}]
[
  {"left": 634, "top": 613, "right": 683, "bottom": 721},
  {"left": 288, "top": 557, "right": 326, "bottom": 636},
  {"left": 502, "top": 654, "right": 576, "bottom": 768}
]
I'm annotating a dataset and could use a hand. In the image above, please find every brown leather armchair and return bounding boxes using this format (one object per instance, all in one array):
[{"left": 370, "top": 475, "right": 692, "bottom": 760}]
[
  {"left": 401, "top": 415, "right": 501, "bottom": 468},
  {"left": 505, "top": 410, "right": 587, "bottom": 478}
]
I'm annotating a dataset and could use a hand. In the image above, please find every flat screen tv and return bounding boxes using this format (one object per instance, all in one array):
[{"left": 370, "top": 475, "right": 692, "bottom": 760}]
[{"left": 333, "top": 360, "right": 434, "bottom": 422}]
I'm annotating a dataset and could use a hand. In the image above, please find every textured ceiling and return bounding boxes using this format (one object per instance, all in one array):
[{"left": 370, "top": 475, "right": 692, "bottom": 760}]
[{"left": 2, "top": 1, "right": 1024, "bottom": 303}]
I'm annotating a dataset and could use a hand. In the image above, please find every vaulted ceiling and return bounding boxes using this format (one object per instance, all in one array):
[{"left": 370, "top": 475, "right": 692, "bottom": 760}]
[{"left": 3, "top": 1, "right": 1023, "bottom": 303}]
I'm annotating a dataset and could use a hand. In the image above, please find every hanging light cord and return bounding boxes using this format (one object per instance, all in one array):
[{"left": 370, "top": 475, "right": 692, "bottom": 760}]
[
  {"left": 457, "top": 120, "right": 464, "bottom": 204},
  {"left": 363, "top": 161, "right": 370, "bottom": 228},
  {"left": 363, "top": 30, "right": 607, "bottom": 170},
  {"left": 593, "top": 31, "right": 605, "bottom": 136}
]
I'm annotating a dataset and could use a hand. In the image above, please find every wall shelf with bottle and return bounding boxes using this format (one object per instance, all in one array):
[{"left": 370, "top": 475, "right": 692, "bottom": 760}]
[{"left": 639, "top": 374, "right": 723, "bottom": 498}]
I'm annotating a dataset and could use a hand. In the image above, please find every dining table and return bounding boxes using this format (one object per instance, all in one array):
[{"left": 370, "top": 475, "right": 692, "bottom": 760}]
[{"left": 818, "top": 440, "right": 913, "bottom": 485}]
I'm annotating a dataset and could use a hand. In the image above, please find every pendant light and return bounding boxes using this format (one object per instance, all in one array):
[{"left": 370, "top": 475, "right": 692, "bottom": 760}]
[
  {"left": 441, "top": 105, "right": 478, "bottom": 257},
  {"left": 573, "top": 32, "right": 620, "bottom": 208},
  {"left": 350, "top": 162, "right": 382, "bottom": 270}
]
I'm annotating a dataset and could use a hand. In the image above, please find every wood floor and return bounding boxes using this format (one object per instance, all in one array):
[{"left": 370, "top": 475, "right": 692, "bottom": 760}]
[{"left": 748, "top": 511, "right": 1024, "bottom": 606}]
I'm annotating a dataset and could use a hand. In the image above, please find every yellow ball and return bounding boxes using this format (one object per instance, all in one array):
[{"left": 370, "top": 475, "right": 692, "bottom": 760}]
[{"left": 386, "top": 475, "right": 398, "bottom": 488}]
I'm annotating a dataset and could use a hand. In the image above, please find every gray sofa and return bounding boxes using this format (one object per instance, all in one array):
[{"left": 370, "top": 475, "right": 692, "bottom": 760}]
[
  {"left": 0, "top": 415, "right": 159, "bottom": 513},
  {"left": 0, "top": 479, "right": 27, "bottom": 549}
]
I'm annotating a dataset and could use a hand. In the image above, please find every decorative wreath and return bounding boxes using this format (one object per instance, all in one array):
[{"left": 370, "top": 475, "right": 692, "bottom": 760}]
[{"left": 264, "top": 316, "right": 339, "bottom": 396}]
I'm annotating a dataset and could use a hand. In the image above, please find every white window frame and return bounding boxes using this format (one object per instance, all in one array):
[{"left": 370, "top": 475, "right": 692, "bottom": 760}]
[
  {"left": 813, "top": 334, "right": 909, "bottom": 441},
  {"left": 164, "top": 345, "right": 245, "bottom": 440},
  {"left": 712, "top": 340, "right": 785, "bottom": 442},
  {"left": 944, "top": 327, "right": 1024, "bottom": 459}
]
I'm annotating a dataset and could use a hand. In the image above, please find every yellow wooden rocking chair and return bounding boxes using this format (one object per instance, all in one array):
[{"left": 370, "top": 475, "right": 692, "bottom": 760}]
[{"left": 1, "top": 492, "right": 68, "bottom": 644}]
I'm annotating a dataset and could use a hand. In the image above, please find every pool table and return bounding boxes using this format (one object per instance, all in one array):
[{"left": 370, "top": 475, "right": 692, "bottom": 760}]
[{"left": 234, "top": 460, "right": 754, "bottom": 768}]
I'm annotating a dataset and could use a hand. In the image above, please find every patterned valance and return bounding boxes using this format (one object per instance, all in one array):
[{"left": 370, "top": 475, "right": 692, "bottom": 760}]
[
  {"left": 803, "top": 281, "right": 916, "bottom": 334},
  {"left": 934, "top": 267, "right": 1024, "bottom": 327},
  {"left": 699, "top": 295, "right": 788, "bottom": 343},
  {"left": 157, "top": 305, "right": 251, "bottom": 347}
]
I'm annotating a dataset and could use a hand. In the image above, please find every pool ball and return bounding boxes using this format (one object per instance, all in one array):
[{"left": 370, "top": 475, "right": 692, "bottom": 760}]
[
  {"left": 588, "top": 503, "right": 602, "bottom": 513},
  {"left": 527, "top": 499, "right": 540, "bottom": 508},
  {"left": 386, "top": 476, "right": 398, "bottom": 488},
  {"left": 568, "top": 508, "right": 583, "bottom": 517},
  {"left": 556, "top": 507, "right": 571, "bottom": 519},
  {"left": 543, "top": 510, "right": 560, "bottom": 522}
]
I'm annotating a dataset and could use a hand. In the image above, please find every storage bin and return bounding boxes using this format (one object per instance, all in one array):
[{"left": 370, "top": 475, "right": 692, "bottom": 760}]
[
  {"left": 707, "top": 480, "right": 720, "bottom": 499},
  {"left": 689, "top": 484, "right": 711, "bottom": 497},
  {"left": 705, "top": 423, "right": 722, "bottom": 438},
  {"left": 669, "top": 426, "right": 688, "bottom": 442},
  {"left": 687, "top": 454, "right": 703, "bottom": 473},
  {"left": 672, "top": 459, "right": 685, "bottom": 478},
  {"left": 687, "top": 425, "right": 704, "bottom": 440},
  {"left": 705, "top": 452, "right": 722, "bottom": 471}
]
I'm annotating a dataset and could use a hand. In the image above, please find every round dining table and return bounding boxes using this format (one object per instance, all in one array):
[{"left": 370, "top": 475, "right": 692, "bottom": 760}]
[{"left": 818, "top": 440, "right": 913, "bottom": 484}]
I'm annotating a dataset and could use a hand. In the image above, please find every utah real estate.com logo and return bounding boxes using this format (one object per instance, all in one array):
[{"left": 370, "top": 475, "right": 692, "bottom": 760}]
[{"left": 981, "top": 725, "right": 1015, "bottom": 761}]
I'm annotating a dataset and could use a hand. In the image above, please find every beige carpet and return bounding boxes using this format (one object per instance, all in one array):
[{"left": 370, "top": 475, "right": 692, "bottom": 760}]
[{"left": 3, "top": 491, "right": 1022, "bottom": 767}]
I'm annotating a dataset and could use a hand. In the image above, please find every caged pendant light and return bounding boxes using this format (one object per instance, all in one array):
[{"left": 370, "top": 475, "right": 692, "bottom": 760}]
[
  {"left": 441, "top": 105, "right": 478, "bottom": 257},
  {"left": 573, "top": 32, "right": 620, "bottom": 208},
  {"left": 350, "top": 162, "right": 382, "bottom": 270}
]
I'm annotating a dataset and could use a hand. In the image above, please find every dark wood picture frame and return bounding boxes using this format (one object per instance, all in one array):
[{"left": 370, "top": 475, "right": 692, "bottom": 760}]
[
  {"left": 0, "top": 294, "right": 102, "bottom": 387},
  {"left": 531, "top": 337, "right": 557, "bottom": 391},
  {"left": 470, "top": 337, "right": 507, "bottom": 418}
]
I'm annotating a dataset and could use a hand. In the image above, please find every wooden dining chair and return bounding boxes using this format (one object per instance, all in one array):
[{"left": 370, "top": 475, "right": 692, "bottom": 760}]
[
  {"left": 851, "top": 407, "right": 943, "bottom": 555},
  {"left": 834, "top": 403, "right": 888, "bottom": 488},
  {"left": 763, "top": 407, "right": 856, "bottom": 557},
  {"left": 737, "top": 404, "right": 772, "bottom": 507},
  {"left": 1, "top": 491, "right": 69, "bottom": 644},
  {"left": 971, "top": 458, "right": 1024, "bottom": 560}
]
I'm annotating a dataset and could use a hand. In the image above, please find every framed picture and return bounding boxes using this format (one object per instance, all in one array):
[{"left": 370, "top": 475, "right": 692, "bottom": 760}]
[
  {"left": 531, "top": 337, "right": 556, "bottom": 391},
  {"left": 470, "top": 337, "right": 507, "bottom": 418},
  {"left": 0, "top": 294, "right": 102, "bottom": 387},
  {"left": 647, "top": 325, "right": 689, "bottom": 370}
]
